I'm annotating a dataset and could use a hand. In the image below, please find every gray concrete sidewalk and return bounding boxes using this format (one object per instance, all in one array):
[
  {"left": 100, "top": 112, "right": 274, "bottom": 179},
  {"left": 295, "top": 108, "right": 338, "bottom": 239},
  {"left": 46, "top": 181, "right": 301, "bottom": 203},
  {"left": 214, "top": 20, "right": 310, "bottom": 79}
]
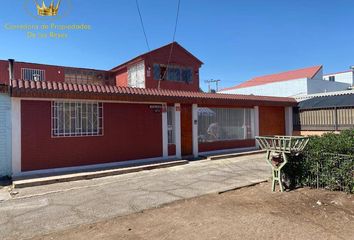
[{"left": 0, "top": 153, "right": 270, "bottom": 240}]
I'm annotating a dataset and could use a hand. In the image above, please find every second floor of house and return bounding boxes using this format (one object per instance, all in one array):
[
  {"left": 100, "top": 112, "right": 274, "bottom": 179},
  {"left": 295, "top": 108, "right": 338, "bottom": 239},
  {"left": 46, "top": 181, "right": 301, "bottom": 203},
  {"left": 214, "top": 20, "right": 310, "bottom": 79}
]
[{"left": 0, "top": 42, "right": 203, "bottom": 92}]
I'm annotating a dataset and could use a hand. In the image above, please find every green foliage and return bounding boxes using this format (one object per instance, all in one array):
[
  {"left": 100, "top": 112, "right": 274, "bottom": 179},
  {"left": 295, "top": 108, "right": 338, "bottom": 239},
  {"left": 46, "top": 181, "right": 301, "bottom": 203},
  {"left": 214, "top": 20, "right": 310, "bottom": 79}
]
[{"left": 284, "top": 129, "right": 354, "bottom": 193}]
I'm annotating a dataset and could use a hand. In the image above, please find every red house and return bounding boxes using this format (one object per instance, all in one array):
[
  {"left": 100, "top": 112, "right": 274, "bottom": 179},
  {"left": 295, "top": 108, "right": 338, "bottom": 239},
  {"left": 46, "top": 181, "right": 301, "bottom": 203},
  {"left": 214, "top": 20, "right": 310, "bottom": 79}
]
[{"left": 0, "top": 42, "right": 296, "bottom": 177}]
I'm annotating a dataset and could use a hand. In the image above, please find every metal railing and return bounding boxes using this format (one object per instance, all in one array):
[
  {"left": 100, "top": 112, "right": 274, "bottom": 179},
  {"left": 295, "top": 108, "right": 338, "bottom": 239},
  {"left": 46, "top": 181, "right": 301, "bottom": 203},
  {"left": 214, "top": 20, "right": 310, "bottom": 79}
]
[{"left": 293, "top": 152, "right": 354, "bottom": 193}]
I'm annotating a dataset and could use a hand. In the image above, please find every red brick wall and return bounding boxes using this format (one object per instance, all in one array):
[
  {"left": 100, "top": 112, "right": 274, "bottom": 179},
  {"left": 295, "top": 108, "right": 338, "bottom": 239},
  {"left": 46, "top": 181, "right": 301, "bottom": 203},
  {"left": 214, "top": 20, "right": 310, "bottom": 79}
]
[{"left": 21, "top": 100, "right": 163, "bottom": 171}]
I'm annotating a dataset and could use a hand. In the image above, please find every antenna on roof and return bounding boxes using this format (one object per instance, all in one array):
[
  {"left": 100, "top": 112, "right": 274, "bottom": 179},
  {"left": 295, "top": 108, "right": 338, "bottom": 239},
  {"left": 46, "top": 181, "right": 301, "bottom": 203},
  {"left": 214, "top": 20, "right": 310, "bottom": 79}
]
[{"left": 205, "top": 79, "right": 221, "bottom": 93}]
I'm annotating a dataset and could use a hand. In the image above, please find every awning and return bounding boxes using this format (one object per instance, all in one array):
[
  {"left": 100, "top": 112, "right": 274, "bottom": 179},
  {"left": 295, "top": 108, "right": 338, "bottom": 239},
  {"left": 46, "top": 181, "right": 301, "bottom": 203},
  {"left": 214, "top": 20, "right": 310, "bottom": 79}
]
[{"left": 298, "top": 94, "right": 354, "bottom": 110}]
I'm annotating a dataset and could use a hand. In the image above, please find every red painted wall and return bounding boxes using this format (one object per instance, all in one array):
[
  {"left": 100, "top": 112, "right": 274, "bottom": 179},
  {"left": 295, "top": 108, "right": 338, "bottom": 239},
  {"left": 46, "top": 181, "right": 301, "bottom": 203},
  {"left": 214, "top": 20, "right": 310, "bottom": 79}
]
[
  {"left": 199, "top": 139, "right": 256, "bottom": 152},
  {"left": 144, "top": 46, "right": 201, "bottom": 91},
  {"left": 114, "top": 44, "right": 202, "bottom": 91},
  {"left": 115, "top": 68, "right": 128, "bottom": 87},
  {"left": 0, "top": 60, "right": 9, "bottom": 84},
  {"left": 14, "top": 62, "right": 65, "bottom": 82},
  {"left": 259, "top": 106, "right": 285, "bottom": 136},
  {"left": 21, "top": 101, "right": 163, "bottom": 171}
]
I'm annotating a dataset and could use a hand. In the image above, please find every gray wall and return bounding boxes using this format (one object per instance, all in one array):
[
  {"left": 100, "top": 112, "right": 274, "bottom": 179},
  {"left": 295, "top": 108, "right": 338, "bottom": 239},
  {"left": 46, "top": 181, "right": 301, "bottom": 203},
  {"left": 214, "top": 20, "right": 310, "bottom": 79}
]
[{"left": 0, "top": 93, "right": 11, "bottom": 177}]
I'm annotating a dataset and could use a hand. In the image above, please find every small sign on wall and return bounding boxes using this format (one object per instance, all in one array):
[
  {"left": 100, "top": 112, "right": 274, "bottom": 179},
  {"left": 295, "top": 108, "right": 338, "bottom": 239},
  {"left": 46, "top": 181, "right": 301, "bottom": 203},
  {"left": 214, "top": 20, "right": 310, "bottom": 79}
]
[{"left": 149, "top": 105, "right": 166, "bottom": 113}]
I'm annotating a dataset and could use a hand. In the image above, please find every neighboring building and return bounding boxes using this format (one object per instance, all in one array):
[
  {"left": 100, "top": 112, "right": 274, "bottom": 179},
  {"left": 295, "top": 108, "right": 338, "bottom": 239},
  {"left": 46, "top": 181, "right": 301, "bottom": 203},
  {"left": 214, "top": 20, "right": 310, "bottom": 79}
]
[
  {"left": 0, "top": 85, "right": 11, "bottom": 177},
  {"left": 220, "top": 66, "right": 351, "bottom": 97},
  {"left": 323, "top": 69, "right": 354, "bottom": 86},
  {"left": 0, "top": 42, "right": 296, "bottom": 178},
  {"left": 294, "top": 89, "right": 354, "bottom": 102},
  {"left": 293, "top": 92, "right": 354, "bottom": 136}
]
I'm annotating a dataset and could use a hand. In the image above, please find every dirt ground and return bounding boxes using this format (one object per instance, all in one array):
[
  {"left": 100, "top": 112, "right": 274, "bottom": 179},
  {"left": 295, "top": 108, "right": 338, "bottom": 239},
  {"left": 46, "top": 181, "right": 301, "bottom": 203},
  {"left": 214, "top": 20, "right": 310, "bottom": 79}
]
[{"left": 32, "top": 182, "right": 354, "bottom": 240}]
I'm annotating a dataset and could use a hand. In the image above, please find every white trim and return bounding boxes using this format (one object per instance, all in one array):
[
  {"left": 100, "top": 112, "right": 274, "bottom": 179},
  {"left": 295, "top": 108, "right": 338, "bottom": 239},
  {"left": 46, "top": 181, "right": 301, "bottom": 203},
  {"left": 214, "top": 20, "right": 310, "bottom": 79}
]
[
  {"left": 174, "top": 103, "right": 181, "bottom": 159},
  {"left": 12, "top": 155, "right": 178, "bottom": 178},
  {"left": 162, "top": 105, "right": 168, "bottom": 158},
  {"left": 11, "top": 98, "right": 21, "bottom": 175},
  {"left": 192, "top": 104, "right": 198, "bottom": 158},
  {"left": 285, "top": 107, "right": 293, "bottom": 136},
  {"left": 199, "top": 146, "right": 258, "bottom": 156},
  {"left": 254, "top": 106, "right": 260, "bottom": 147}
]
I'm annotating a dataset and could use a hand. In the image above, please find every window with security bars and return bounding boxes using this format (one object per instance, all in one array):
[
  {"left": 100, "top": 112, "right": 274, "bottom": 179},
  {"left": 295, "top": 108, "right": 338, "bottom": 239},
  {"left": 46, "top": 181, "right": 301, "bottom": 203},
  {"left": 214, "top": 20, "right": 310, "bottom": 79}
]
[
  {"left": 167, "top": 106, "right": 175, "bottom": 144},
  {"left": 21, "top": 68, "right": 45, "bottom": 81},
  {"left": 52, "top": 102, "right": 103, "bottom": 137}
]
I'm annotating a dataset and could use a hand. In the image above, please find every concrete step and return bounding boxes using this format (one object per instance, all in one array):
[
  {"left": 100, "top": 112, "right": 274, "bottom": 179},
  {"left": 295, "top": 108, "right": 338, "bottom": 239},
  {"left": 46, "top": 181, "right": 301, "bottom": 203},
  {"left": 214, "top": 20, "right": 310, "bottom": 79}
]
[{"left": 13, "top": 160, "right": 188, "bottom": 189}]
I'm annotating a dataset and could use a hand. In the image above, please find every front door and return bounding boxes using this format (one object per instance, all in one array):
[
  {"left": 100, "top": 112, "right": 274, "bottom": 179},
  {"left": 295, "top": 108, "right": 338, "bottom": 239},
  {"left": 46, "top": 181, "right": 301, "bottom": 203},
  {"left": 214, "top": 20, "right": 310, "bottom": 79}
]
[{"left": 180, "top": 104, "right": 193, "bottom": 156}]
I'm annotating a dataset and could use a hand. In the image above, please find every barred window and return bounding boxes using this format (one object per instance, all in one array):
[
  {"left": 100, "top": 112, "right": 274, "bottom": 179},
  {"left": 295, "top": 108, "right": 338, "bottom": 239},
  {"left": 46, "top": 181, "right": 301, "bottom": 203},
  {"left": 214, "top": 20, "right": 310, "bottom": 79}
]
[
  {"left": 198, "top": 108, "right": 254, "bottom": 142},
  {"left": 167, "top": 106, "right": 175, "bottom": 144},
  {"left": 52, "top": 102, "right": 103, "bottom": 137},
  {"left": 21, "top": 68, "right": 45, "bottom": 81}
]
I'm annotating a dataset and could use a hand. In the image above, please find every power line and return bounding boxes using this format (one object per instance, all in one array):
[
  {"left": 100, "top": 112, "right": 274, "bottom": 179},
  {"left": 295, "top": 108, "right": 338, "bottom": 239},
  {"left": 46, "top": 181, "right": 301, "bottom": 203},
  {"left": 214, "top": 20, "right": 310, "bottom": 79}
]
[
  {"left": 135, "top": 0, "right": 150, "bottom": 52},
  {"left": 158, "top": 0, "right": 181, "bottom": 89}
]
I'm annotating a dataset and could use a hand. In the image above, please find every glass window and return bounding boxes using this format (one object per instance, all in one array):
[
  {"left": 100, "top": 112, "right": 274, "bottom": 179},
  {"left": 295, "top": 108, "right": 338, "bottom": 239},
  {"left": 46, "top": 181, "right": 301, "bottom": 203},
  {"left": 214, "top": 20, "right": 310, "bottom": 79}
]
[
  {"left": 181, "top": 68, "right": 193, "bottom": 82},
  {"left": 167, "top": 66, "right": 181, "bottom": 81},
  {"left": 198, "top": 108, "right": 254, "bottom": 142},
  {"left": 52, "top": 102, "right": 103, "bottom": 137},
  {"left": 153, "top": 64, "right": 160, "bottom": 80},
  {"left": 128, "top": 61, "right": 145, "bottom": 88},
  {"left": 167, "top": 106, "right": 175, "bottom": 144}
]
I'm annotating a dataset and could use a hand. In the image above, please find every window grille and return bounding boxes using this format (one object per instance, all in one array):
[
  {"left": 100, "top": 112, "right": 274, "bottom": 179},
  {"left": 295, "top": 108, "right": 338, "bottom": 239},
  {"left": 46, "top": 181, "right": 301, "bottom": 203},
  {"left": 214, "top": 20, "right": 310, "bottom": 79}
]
[
  {"left": 52, "top": 102, "right": 103, "bottom": 137},
  {"left": 198, "top": 108, "right": 254, "bottom": 142},
  {"left": 167, "top": 106, "right": 175, "bottom": 144},
  {"left": 21, "top": 68, "right": 45, "bottom": 81}
]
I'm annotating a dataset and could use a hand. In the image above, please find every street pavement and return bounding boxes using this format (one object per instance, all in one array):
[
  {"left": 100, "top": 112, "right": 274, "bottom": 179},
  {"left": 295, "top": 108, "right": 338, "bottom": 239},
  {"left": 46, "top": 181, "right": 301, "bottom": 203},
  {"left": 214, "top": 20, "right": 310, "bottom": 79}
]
[{"left": 0, "top": 153, "right": 270, "bottom": 240}]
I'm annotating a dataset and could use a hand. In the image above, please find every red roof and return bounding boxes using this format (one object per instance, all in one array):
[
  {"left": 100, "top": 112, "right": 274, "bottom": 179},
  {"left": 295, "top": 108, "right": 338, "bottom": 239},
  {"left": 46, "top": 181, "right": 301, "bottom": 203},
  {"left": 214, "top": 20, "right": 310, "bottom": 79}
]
[
  {"left": 10, "top": 79, "right": 297, "bottom": 107},
  {"left": 222, "top": 65, "right": 323, "bottom": 91}
]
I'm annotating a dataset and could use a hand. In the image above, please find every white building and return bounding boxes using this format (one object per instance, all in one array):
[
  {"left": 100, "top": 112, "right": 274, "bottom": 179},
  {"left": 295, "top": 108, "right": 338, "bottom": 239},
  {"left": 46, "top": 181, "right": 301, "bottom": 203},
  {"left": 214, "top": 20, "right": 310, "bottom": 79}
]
[
  {"left": 0, "top": 88, "right": 11, "bottom": 178},
  {"left": 323, "top": 69, "right": 354, "bottom": 86},
  {"left": 220, "top": 66, "right": 352, "bottom": 97}
]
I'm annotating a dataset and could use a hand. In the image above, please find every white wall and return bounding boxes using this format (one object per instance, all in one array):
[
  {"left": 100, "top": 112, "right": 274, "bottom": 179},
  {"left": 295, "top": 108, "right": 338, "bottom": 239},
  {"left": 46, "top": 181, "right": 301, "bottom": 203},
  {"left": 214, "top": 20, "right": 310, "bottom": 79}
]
[
  {"left": 307, "top": 79, "right": 350, "bottom": 94},
  {"left": 0, "top": 93, "right": 11, "bottom": 177},
  {"left": 312, "top": 68, "right": 323, "bottom": 80},
  {"left": 220, "top": 78, "right": 308, "bottom": 97},
  {"left": 323, "top": 71, "right": 354, "bottom": 85}
]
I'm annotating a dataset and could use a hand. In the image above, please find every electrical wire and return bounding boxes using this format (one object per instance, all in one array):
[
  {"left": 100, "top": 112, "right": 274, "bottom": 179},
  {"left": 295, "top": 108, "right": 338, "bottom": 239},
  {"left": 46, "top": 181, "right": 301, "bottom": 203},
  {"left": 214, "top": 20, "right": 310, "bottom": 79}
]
[
  {"left": 158, "top": 0, "right": 181, "bottom": 90},
  {"left": 135, "top": 0, "right": 150, "bottom": 52}
]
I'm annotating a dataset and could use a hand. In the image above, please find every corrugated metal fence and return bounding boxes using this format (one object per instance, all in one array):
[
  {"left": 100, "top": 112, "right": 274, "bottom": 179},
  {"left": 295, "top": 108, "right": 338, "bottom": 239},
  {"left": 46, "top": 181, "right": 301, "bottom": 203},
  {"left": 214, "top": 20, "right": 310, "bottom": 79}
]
[{"left": 294, "top": 107, "right": 354, "bottom": 131}]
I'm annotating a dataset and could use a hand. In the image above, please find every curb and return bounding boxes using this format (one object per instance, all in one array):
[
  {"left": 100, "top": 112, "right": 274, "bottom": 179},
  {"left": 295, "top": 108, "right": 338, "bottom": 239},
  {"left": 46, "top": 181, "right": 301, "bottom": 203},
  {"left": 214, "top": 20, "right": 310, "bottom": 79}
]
[
  {"left": 13, "top": 160, "right": 188, "bottom": 189},
  {"left": 206, "top": 150, "right": 266, "bottom": 161}
]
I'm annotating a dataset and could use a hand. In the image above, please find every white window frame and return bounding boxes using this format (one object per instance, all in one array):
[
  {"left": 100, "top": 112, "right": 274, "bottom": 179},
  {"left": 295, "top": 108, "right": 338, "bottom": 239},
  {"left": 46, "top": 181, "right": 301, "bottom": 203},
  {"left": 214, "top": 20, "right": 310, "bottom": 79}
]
[
  {"left": 21, "top": 68, "right": 46, "bottom": 81},
  {"left": 51, "top": 101, "right": 104, "bottom": 137},
  {"left": 167, "top": 106, "right": 175, "bottom": 144}
]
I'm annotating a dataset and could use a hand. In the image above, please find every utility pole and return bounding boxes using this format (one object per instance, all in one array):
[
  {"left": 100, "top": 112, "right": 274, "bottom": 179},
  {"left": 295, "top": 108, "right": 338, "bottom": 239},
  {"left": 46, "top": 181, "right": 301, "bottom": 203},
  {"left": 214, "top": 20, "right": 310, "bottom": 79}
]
[{"left": 205, "top": 79, "right": 221, "bottom": 93}]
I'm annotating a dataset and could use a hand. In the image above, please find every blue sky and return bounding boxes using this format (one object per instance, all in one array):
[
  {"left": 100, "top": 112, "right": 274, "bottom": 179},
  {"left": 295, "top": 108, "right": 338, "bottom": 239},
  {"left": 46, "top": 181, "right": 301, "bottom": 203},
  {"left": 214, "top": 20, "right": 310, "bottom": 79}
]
[{"left": 0, "top": 0, "right": 353, "bottom": 91}]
